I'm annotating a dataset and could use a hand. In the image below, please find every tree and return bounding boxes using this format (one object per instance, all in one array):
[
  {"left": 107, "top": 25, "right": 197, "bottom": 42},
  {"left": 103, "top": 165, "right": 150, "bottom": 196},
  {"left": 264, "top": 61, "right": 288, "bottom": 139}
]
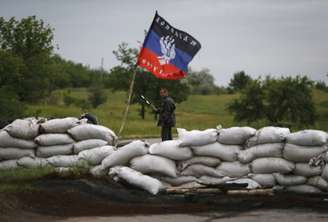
[
  {"left": 187, "top": 68, "right": 218, "bottom": 95},
  {"left": 228, "top": 71, "right": 252, "bottom": 92},
  {"left": 227, "top": 76, "right": 316, "bottom": 128}
]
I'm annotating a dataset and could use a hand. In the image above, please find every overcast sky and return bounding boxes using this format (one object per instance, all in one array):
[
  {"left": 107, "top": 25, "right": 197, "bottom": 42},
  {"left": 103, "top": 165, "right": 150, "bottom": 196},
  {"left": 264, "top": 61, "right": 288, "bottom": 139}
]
[{"left": 0, "top": 0, "right": 327, "bottom": 85}]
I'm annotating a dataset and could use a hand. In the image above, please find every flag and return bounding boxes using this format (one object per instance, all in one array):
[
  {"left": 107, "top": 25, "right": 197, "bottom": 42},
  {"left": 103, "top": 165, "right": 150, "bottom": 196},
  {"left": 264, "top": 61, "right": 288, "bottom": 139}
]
[{"left": 137, "top": 12, "right": 201, "bottom": 80}]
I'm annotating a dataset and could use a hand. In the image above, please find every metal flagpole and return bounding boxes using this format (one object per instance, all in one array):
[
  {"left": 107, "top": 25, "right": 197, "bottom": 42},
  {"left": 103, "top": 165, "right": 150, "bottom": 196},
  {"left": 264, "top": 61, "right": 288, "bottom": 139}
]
[{"left": 115, "top": 65, "right": 137, "bottom": 147}]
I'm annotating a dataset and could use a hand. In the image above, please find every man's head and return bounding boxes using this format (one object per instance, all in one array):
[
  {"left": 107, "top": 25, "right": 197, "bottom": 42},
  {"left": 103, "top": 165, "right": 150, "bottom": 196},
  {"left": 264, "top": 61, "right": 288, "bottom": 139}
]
[{"left": 160, "top": 88, "right": 168, "bottom": 97}]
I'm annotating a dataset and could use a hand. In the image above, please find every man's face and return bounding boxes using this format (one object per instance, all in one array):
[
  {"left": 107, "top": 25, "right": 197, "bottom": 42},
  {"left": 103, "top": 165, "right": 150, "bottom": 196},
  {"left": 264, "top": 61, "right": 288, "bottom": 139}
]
[{"left": 160, "top": 89, "right": 168, "bottom": 97}]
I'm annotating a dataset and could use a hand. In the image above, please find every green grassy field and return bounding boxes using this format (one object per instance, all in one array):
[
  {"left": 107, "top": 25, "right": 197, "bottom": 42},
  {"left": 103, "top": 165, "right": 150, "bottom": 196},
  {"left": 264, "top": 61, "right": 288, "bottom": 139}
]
[{"left": 27, "top": 88, "right": 328, "bottom": 138}]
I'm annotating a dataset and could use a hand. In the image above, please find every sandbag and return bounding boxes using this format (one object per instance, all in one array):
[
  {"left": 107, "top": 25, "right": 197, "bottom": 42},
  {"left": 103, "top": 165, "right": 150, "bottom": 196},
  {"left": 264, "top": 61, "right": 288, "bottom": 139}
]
[
  {"left": 273, "top": 173, "right": 307, "bottom": 186},
  {"left": 158, "top": 176, "right": 198, "bottom": 186},
  {"left": 181, "top": 164, "right": 223, "bottom": 178},
  {"left": 251, "top": 158, "right": 295, "bottom": 174},
  {"left": 217, "top": 127, "right": 256, "bottom": 145},
  {"left": 4, "top": 119, "right": 39, "bottom": 139},
  {"left": 40, "top": 117, "right": 80, "bottom": 133},
  {"left": 109, "top": 166, "right": 164, "bottom": 195},
  {"left": 0, "top": 159, "right": 19, "bottom": 170},
  {"left": 198, "top": 176, "right": 232, "bottom": 185},
  {"left": 89, "top": 165, "right": 107, "bottom": 178},
  {"left": 226, "top": 178, "right": 261, "bottom": 189},
  {"left": 293, "top": 163, "right": 322, "bottom": 177},
  {"left": 283, "top": 143, "right": 327, "bottom": 162},
  {"left": 177, "top": 128, "right": 218, "bottom": 147},
  {"left": 17, "top": 156, "right": 49, "bottom": 168},
  {"left": 149, "top": 140, "right": 192, "bottom": 161},
  {"left": 36, "top": 144, "right": 73, "bottom": 158},
  {"left": 179, "top": 156, "right": 221, "bottom": 170},
  {"left": 216, "top": 162, "right": 250, "bottom": 178},
  {"left": 246, "top": 127, "right": 290, "bottom": 147},
  {"left": 285, "top": 185, "right": 322, "bottom": 194},
  {"left": 249, "top": 174, "right": 276, "bottom": 188},
  {"left": 322, "top": 165, "right": 328, "bottom": 181},
  {"left": 0, "top": 131, "right": 37, "bottom": 149},
  {"left": 238, "top": 143, "right": 283, "bottom": 163},
  {"left": 35, "top": 133, "right": 75, "bottom": 146},
  {"left": 68, "top": 124, "right": 117, "bottom": 144},
  {"left": 101, "top": 140, "right": 148, "bottom": 169},
  {"left": 286, "top": 130, "right": 328, "bottom": 146},
  {"left": 0, "top": 148, "right": 34, "bottom": 160},
  {"left": 307, "top": 176, "right": 328, "bottom": 191},
  {"left": 47, "top": 155, "right": 81, "bottom": 167},
  {"left": 78, "top": 145, "right": 115, "bottom": 165},
  {"left": 192, "top": 142, "right": 241, "bottom": 162},
  {"left": 73, "top": 139, "right": 108, "bottom": 154},
  {"left": 174, "top": 181, "right": 204, "bottom": 189},
  {"left": 130, "top": 154, "right": 177, "bottom": 178}
]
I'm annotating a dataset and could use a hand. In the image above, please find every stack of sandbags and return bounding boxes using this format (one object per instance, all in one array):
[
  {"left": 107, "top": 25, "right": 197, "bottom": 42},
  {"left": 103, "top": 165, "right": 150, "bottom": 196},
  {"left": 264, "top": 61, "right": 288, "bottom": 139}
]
[
  {"left": 282, "top": 130, "right": 328, "bottom": 193},
  {"left": 0, "top": 119, "right": 38, "bottom": 169}
]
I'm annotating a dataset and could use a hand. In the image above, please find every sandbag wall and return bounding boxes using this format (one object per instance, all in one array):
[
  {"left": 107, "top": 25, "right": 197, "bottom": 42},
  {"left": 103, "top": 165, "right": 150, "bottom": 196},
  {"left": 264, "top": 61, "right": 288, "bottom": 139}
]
[{"left": 0, "top": 117, "right": 117, "bottom": 170}]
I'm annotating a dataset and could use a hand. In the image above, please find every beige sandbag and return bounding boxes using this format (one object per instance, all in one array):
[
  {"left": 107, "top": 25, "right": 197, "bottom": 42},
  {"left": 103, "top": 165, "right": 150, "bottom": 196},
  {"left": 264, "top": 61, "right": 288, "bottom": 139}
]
[
  {"left": 149, "top": 140, "right": 192, "bottom": 161},
  {"left": 217, "top": 127, "right": 256, "bottom": 145},
  {"left": 78, "top": 145, "right": 115, "bottom": 165},
  {"left": 283, "top": 143, "right": 327, "bottom": 163},
  {"left": 273, "top": 173, "right": 307, "bottom": 186},
  {"left": 179, "top": 156, "right": 221, "bottom": 170},
  {"left": 35, "top": 133, "right": 75, "bottom": 146},
  {"left": 251, "top": 158, "right": 295, "bottom": 174},
  {"left": 4, "top": 119, "right": 39, "bottom": 139},
  {"left": 47, "top": 155, "right": 81, "bottom": 167},
  {"left": 246, "top": 126, "right": 290, "bottom": 147},
  {"left": 192, "top": 142, "right": 241, "bottom": 162},
  {"left": 36, "top": 144, "right": 73, "bottom": 158},
  {"left": 40, "top": 117, "right": 80, "bottom": 133},
  {"left": 89, "top": 165, "right": 107, "bottom": 178},
  {"left": 130, "top": 154, "right": 177, "bottom": 178},
  {"left": 68, "top": 124, "right": 117, "bottom": 144},
  {"left": 322, "top": 165, "right": 328, "bottom": 181},
  {"left": 73, "top": 139, "right": 108, "bottom": 154},
  {"left": 177, "top": 128, "right": 218, "bottom": 147},
  {"left": 17, "top": 156, "right": 49, "bottom": 168},
  {"left": 101, "top": 140, "right": 148, "bottom": 169},
  {"left": 0, "top": 147, "right": 35, "bottom": 160},
  {"left": 293, "top": 163, "right": 322, "bottom": 177},
  {"left": 238, "top": 143, "right": 283, "bottom": 163},
  {"left": 307, "top": 176, "right": 328, "bottom": 191},
  {"left": 216, "top": 161, "right": 250, "bottom": 178},
  {"left": 249, "top": 174, "right": 276, "bottom": 188},
  {"left": 0, "top": 131, "right": 37, "bottom": 149},
  {"left": 285, "top": 185, "right": 322, "bottom": 194},
  {"left": 181, "top": 164, "right": 223, "bottom": 178},
  {"left": 0, "top": 159, "right": 19, "bottom": 170},
  {"left": 198, "top": 176, "right": 232, "bottom": 185},
  {"left": 286, "top": 130, "right": 328, "bottom": 146},
  {"left": 158, "top": 176, "right": 198, "bottom": 186}
]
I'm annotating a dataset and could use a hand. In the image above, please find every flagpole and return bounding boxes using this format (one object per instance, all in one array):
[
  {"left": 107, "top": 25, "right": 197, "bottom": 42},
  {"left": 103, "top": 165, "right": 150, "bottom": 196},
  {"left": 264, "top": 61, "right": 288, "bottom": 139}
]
[{"left": 116, "top": 65, "right": 137, "bottom": 146}]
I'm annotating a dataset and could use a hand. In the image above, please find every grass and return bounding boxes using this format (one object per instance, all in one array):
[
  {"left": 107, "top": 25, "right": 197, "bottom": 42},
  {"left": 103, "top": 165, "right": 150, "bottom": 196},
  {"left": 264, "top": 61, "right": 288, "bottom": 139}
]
[{"left": 26, "top": 88, "right": 328, "bottom": 139}]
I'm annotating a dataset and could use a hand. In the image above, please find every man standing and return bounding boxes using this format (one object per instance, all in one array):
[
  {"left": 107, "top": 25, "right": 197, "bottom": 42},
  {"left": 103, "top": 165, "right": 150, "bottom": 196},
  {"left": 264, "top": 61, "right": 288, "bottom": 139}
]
[{"left": 156, "top": 88, "right": 176, "bottom": 141}]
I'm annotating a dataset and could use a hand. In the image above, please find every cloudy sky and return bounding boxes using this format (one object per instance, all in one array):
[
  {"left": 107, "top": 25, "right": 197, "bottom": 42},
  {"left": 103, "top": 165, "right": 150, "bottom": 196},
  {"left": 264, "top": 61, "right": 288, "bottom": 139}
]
[{"left": 0, "top": 0, "right": 327, "bottom": 85}]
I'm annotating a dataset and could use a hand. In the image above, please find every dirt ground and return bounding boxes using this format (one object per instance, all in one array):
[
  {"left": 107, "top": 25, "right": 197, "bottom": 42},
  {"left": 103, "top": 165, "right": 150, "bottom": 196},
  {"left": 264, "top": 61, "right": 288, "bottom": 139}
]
[{"left": 1, "top": 178, "right": 328, "bottom": 222}]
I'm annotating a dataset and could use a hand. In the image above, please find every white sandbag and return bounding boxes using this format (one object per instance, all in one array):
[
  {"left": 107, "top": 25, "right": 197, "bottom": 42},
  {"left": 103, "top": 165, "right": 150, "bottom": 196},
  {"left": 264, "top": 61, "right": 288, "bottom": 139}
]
[
  {"left": 109, "top": 166, "right": 164, "bottom": 195},
  {"left": 249, "top": 174, "right": 276, "bottom": 188},
  {"left": 181, "top": 164, "right": 223, "bottom": 178},
  {"left": 293, "top": 163, "right": 322, "bottom": 177},
  {"left": 177, "top": 128, "right": 218, "bottom": 147},
  {"left": 17, "top": 156, "right": 49, "bottom": 168},
  {"left": 47, "top": 155, "right": 81, "bottom": 167},
  {"left": 226, "top": 178, "right": 261, "bottom": 189},
  {"left": 238, "top": 143, "right": 283, "bottom": 164},
  {"left": 40, "top": 117, "right": 80, "bottom": 133},
  {"left": 286, "top": 130, "right": 328, "bottom": 146},
  {"left": 0, "top": 131, "right": 37, "bottom": 149},
  {"left": 158, "top": 176, "right": 198, "bottom": 186},
  {"left": 283, "top": 143, "right": 327, "bottom": 162},
  {"left": 286, "top": 185, "right": 322, "bottom": 194},
  {"left": 73, "top": 139, "right": 108, "bottom": 154},
  {"left": 0, "top": 159, "right": 19, "bottom": 170},
  {"left": 216, "top": 162, "right": 250, "bottom": 178},
  {"left": 251, "top": 158, "right": 295, "bottom": 174},
  {"left": 130, "top": 154, "right": 177, "bottom": 178},
  {"left": 198, "top": 176, "right": 232, "bottom": 185},
  {"left": 36, "top": 144, "right": 73, "bottom": 158},
  {"left": 217, "top": 127, "right": 256, "bottom": 145},
  {"left": 307, "top": 176, "right": 328, "bottom": 191},
  {"left": 273, "top": 173, "right": 307, "bottom": 186},
  {"left": 68, "top": 124, "right": 117, "bottom": 144},
  {"left": 322, "top": 165, "right": 328, "bottom": 181},
  {"left": 174, "top": 181, "right": 204, "bottom": 189},
  {"left": 4, "top": 119, "right": 39, "bottom": 139},
  {"left": 78, "top": 145, "right": 115, "bottom": 165},
  {"left": 35, "top": 133, "right": 75, "bottom": 146},
  {"left": 0, "top": 148, "right": 34, "bottom": 160},
  {"left": 179, "top": 156, "right": 221, "bottom": 170},
  {"left": 149, "top": 140, "right": 192, "bottom": 161},
  {"left": 101, "top": 140, "right": 148, "bottom": 169},
  {"left": 89, "top": 165, "right": 107, "bottom": 178},
  {"left": 246, "top": 127, "right": 290, "bottom": 147},
  {"left": 192, "top": 142, "right": 241, "bottom": 162}
]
